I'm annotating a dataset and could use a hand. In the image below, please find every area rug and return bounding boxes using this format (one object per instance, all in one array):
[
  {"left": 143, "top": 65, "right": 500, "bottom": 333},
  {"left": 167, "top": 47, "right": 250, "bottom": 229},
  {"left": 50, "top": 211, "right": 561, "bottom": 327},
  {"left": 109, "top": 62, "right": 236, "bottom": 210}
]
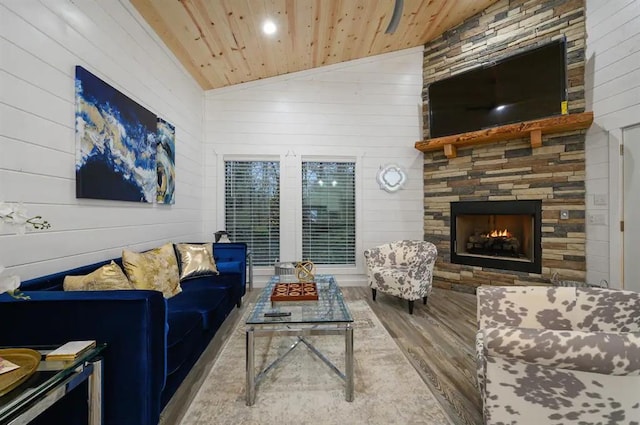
[{"left": 180, "top": 300, "right": 451, "bottom": 425}]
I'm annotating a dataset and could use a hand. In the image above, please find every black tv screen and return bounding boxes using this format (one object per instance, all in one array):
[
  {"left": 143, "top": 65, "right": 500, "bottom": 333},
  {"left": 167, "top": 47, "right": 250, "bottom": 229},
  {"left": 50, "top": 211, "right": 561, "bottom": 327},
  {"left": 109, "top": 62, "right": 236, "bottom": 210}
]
[{"left": 428, "top": 39, "right": 568, "bottom": 138}]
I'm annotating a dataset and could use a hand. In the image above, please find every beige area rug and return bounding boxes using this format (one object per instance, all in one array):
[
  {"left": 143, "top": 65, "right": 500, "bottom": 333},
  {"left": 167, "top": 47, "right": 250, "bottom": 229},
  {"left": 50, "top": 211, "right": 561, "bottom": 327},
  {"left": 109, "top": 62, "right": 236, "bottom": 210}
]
[{"left": 180, "top": 300, "right": 451, "bottom": 425}]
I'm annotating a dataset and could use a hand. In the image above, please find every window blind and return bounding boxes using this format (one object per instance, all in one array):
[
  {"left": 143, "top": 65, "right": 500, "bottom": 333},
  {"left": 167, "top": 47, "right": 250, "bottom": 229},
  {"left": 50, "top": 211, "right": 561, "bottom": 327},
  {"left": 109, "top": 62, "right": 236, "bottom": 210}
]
[
  {"left": 302, "top": 161, "right": 355, "bottom": 265},
  {"left": 225, "top": 161, "right": 280, "bottom": 266}
]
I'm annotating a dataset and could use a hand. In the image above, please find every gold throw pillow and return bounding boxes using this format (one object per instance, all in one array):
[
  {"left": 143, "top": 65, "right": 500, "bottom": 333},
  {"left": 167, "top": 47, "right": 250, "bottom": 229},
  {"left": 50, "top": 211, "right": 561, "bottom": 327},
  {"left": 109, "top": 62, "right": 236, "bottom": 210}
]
[
  {"left": 63, "top": 261, "right": 133, "bottom": 291},
  {"left": 122, "top": 243, "right": 182, "bottom": 298},
  {"left": 174, "top": 243, "right": 219, "bottom": 281}
]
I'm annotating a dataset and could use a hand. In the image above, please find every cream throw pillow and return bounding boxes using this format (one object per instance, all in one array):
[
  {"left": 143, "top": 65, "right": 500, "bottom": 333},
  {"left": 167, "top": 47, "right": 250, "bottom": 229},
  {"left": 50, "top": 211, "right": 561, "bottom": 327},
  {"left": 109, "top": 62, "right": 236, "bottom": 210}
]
[
  {"left": 122, "top": 243, "right": 182, "bottom": 298},
  {"left": 63, "top": 261, "right": 133, "bottom": 291}
]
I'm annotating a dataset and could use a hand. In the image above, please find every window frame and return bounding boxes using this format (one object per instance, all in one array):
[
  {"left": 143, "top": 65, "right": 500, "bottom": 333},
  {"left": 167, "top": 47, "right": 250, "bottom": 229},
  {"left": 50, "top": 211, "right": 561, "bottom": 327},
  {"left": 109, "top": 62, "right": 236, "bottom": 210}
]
[
  {"left": 218, "top": 153, "right": 363, "bottom": 278},
  {"left": 300, "top": 159, "right": 357, "bottom": 266},
  {"left": 295, "top": 155, "right": 362, "bottom": 275},
  {"left": 222, "top": 157, "right": 281, "bottom": 267}
]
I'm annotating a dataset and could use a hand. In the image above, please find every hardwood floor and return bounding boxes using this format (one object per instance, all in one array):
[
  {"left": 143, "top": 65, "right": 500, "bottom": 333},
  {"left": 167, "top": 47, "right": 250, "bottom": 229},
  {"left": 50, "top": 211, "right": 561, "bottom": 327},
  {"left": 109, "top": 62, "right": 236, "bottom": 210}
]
[
  {"left": 342, "top": 287, "right": 482, "bottom": 425},
  {"left": 161, "top": 286, "right": 482, "bottom": 425}
]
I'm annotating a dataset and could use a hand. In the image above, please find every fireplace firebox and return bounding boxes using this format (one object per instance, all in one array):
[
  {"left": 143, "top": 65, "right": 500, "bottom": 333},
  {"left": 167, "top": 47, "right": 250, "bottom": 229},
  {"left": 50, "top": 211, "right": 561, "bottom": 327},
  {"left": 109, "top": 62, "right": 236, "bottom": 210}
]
[{"left": 450, "top": 200, "right": 542, "bottom": 273}]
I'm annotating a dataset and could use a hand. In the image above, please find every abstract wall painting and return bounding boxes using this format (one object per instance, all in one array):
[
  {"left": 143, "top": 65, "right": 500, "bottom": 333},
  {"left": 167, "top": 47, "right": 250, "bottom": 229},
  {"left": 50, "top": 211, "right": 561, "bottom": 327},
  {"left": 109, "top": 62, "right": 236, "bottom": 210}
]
[
  {"left": 156, "top": 118, "right": 176, "bottom": 204},
  {"left": 75, "top": 66, "right": 158, "bottom": 203}
]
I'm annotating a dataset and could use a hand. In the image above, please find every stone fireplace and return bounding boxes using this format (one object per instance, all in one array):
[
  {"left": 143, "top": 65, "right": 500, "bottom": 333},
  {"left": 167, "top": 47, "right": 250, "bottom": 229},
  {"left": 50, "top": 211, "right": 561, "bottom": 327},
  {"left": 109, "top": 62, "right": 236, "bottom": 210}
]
[
  {"left": 418, "top": 0, "right": 587, "bottom": 291},
  {"left": 450, "top": 200, "right": 542, "bottom": 274}
]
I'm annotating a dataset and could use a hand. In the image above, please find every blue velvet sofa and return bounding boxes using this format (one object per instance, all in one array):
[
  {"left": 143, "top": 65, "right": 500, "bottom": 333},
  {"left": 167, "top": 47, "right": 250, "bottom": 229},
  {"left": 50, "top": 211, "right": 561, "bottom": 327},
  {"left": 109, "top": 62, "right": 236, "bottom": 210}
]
[{"left": 0, "top": 242, "right": 247, "bottom": 425}]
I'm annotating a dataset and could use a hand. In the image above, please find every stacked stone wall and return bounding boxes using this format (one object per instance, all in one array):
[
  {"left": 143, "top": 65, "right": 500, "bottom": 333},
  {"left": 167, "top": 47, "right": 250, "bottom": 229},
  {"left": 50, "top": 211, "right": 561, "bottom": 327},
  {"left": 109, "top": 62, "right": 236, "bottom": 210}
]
[{"left": 422, "top": 0, "right": 587, "bottom": 291}]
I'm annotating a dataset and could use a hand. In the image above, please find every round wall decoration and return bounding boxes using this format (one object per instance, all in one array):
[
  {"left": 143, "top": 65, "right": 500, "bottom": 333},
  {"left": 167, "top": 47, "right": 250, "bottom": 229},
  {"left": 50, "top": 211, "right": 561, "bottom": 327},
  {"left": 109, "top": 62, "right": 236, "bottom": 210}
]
[{"left": 376, "top": 164, "right": 407, "bottom": 193}]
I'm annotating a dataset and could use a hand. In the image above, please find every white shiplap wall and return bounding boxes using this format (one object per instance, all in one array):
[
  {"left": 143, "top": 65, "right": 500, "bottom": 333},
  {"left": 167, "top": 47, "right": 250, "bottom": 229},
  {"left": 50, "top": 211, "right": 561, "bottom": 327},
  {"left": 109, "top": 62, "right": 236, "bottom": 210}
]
[
  {"left": 204, "top": 48, "right": 424, "bottom": 286},
  {"left": 585, "top": 0, "right": 640, "bottom": 287},
  {"left": 0, "top": 0, "right": 204, "bottom": 280}
]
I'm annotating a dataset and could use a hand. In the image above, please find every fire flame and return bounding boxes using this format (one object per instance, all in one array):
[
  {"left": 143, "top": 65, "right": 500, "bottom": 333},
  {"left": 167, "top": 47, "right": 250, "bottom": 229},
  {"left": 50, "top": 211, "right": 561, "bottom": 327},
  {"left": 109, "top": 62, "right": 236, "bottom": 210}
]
[{"left": 487, "top": 229, "right": 512, "bottom": 238}]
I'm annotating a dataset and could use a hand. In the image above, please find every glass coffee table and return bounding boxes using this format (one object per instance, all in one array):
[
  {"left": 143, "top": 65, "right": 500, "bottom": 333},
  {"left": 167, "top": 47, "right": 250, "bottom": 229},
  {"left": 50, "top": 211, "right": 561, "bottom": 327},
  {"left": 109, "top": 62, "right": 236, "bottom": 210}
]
[
  {"left": 0, "top": 344, "right": 105, "bottom": 425},
  {"left": 245, "top": 274, "right": 354, "bottom": 406}
]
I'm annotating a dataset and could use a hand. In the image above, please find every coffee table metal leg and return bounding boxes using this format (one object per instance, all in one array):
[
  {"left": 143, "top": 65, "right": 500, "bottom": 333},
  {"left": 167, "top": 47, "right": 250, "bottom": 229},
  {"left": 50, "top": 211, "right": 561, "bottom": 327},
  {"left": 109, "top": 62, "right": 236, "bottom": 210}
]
[
  {"left": 246, "top": 327, "right": 255, "bottom": 406},
  {"left": 88, "top": 358, "right": 103, "bottom": 425},
  {"left": 345, "top": 325, "right": 354, "bottom": 402}
]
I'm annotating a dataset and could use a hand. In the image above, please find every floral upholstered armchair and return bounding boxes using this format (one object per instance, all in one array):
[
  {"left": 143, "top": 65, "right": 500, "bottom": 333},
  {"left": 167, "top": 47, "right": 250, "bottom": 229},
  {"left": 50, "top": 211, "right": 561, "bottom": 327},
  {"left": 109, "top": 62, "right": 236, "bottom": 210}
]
[
  {"left": 363, "top": 240, "right": 437, "bottom": 314},
  {"left": 476, "top": 285, "right": 640, "bottom": 425}
]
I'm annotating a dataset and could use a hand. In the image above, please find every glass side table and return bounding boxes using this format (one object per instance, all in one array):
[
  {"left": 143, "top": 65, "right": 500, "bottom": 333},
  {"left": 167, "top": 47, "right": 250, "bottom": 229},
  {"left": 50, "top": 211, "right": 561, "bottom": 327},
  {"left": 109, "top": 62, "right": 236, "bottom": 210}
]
[{"left": 0, "top": 344, "right": 105, "bottom": 425}]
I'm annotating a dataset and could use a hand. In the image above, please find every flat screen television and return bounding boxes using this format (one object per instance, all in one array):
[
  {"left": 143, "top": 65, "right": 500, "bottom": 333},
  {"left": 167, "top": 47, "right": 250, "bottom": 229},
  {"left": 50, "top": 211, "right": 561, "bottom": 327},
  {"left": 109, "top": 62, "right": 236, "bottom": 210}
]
[{"left": 428, "top": 38, "right": 568, "bottom": 138}]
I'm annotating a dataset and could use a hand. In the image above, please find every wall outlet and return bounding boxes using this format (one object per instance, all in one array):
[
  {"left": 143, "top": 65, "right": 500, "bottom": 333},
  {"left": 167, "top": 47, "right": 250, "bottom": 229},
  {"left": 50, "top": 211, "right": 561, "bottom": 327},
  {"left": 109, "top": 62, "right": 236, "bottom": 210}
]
[
  {"left": 594, "top": 193, "right": 607, "bottom": 206},
  {"left": 560, "top": 210, "right": 569, "bottom": 219},
  {"left": 587, "top": 213, "right": 606, "bottom": 225}
]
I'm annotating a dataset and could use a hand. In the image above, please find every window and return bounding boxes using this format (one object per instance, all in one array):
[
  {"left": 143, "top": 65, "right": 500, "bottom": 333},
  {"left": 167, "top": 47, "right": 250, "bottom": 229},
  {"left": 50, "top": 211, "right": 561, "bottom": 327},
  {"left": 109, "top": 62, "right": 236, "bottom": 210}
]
[
  {"left": 225, "top": 161, "right": 280, "bottom": 266},
  {"left": 302, "top": 161, "right": 355, "bottom": 265}
]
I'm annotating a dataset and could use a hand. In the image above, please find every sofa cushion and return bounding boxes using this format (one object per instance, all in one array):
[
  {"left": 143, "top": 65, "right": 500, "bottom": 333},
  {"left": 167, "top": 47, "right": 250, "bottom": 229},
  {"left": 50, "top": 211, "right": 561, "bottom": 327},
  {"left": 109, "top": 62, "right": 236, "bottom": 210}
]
[
  {"left": 63, "top": 261, "right": 133, "bottom": 291},
  {"left": 166, "top": 311, "right": 201, "bottom": 348},
  {"left": 190, "top": 273, "right": 245, "bottom": 308},
  {"left": 123, "top": 243, "right": 181, "bottom": 298},
  {"left": 167, "top": 280, "right": 230, "bottom": 330},
  {"left": 165, "top": 310, "right": 202, "bottom": 373},
  {"left": 174, "top": 243, "right": 219, "bottom": 282},
  {"left": 216, "top": 260, "right": 243, "bottom": 275}
]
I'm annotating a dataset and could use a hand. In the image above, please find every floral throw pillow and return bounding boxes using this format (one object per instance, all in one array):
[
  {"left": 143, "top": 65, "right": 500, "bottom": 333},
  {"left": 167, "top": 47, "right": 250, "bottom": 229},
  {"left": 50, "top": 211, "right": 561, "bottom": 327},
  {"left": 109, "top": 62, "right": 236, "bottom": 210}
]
[
  {"left": 63, "top": 261, "right": 133, "bottom": 291},
  {"left": 122, "top": 243, "right": 181, "bottom": 298}
]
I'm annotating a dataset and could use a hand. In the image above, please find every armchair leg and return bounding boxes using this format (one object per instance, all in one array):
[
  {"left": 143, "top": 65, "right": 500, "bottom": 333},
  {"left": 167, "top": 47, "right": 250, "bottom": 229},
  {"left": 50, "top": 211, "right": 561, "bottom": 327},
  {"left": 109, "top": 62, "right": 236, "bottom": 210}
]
[
  {"left": 423, "top": 296, "right": 428, "bottom": 305},
  {"left": 408, "top": 300, "right": 414, "bottom": 314},
  {"left": 371, "top": 288, "right": 377, "bottom": 301}
]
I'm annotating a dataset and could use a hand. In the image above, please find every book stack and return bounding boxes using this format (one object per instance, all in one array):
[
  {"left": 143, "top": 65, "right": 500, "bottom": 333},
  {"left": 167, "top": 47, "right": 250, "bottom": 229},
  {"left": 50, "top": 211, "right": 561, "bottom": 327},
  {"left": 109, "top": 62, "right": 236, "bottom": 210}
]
[{"left": 45, "top": 340, "right": 96, "bottom": 361}]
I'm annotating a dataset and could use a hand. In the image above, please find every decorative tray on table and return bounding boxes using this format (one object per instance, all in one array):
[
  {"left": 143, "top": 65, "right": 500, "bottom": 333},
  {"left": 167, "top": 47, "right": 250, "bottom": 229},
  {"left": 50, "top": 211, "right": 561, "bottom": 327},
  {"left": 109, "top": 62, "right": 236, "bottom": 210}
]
[
  {"left": 0, "top": 348, "right": 40, "bottom": 397},
  {"left": 270, "top": 282, "right": 319, "bottom": 306}
]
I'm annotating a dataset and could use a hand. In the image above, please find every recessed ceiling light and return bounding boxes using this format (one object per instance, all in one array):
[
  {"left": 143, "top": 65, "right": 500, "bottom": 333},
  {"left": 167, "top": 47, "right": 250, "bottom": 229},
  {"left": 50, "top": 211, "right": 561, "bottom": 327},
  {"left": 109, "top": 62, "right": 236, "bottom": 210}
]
[{"left": 262, "top": 20, "right": 277, "bottom": 35}]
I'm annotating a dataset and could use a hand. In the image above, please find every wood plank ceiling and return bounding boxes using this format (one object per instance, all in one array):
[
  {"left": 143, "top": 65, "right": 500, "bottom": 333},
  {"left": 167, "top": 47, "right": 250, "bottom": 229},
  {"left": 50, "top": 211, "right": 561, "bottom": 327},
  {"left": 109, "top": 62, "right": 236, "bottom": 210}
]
[{"left": 131, "top": 0, "right": 499, "bottom": 90}]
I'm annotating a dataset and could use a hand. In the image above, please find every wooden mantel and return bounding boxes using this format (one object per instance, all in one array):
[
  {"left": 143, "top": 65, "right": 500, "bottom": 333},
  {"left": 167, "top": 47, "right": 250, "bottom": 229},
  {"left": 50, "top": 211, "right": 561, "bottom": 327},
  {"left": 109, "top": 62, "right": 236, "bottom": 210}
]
[{"left": 415, "top": 112, "right": 594, "bottom": 158}]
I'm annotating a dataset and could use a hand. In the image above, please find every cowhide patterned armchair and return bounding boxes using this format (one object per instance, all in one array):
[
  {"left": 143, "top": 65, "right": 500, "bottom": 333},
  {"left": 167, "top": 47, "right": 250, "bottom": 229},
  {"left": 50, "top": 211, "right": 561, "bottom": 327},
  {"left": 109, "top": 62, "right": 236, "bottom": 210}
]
[
  {"left": 363, "top": 240, "right": 437, "bottom": 314},
  {"left": 476, "top": 285, "right": 640, "bottom": 425}
]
